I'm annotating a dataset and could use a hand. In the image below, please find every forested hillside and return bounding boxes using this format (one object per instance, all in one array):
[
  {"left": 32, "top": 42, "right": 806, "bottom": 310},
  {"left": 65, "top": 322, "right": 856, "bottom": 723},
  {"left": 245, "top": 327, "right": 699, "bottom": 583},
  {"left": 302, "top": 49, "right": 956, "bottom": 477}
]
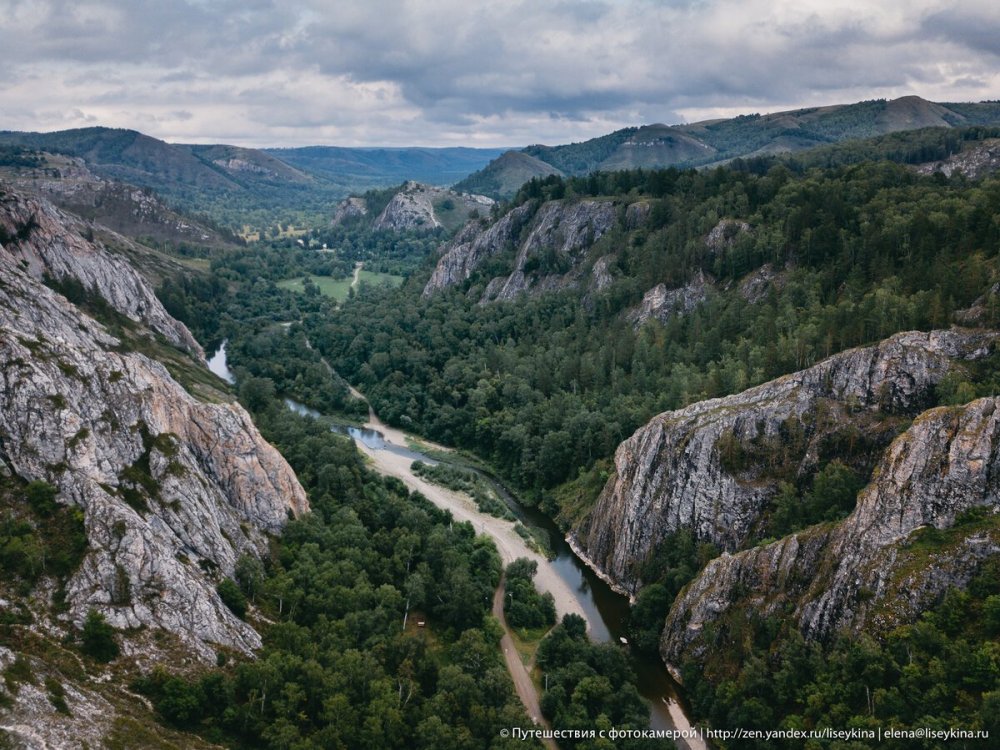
[
  {"left": 311, "top": 144, "right": 1000, "bottom": 516},
  {"left": 457, "top": 97, "right": 1000, "bottom": 198}
]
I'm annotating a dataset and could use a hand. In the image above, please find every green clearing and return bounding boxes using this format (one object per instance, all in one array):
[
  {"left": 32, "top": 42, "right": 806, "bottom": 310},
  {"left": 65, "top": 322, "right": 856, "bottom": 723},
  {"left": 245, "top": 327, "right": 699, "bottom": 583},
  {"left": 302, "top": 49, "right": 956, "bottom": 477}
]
[
  {"left": 276, "top": 271, "right": 402, "bottom": 301},
  {"left": 276, "top": 274, "right": 353, "bottom": 300}
]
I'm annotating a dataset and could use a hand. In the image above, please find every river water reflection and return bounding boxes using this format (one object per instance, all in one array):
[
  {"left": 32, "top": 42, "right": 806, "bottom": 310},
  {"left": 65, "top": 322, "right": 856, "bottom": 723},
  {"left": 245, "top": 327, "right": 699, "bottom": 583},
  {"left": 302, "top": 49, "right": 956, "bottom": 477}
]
[{"left": 209, "top": 343, "right": 694, "bottom": 742}]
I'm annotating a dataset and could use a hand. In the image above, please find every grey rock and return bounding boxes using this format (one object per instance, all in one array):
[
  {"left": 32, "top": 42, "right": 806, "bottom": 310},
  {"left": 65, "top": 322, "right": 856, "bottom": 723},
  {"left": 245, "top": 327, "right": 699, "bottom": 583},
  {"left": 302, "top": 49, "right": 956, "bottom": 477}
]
[
  {"left": 572, "top": 329, "right": 997, "bottom": 595},
  {"left": 589, "top": 255, "right": 616, "bottom": 294},
  {"left": 0, "top": 222, "right": 308, "bottom": 660},
  {"left": 704, "top": 218, "right": 751, "bottom": 254},
  {"left": 915, "top": 138, "right": 1000, "bottom": 180},
  {"left": 737, "top": 263, "right": 784, "bottom": 304},
  {"left": 661, "top": 396, "right": 1000, "bottom": 668},
  {"left": 626, "top": 271, "right": 712, "bottom": 328},
  {"left": 0, "top": 187, "right": 203, "bottom": 358},
  {"left": 484, "top": 200, "right": 618, "bottom": 302},
  {"left": 424, "top": 199, "right": 618, "bottom": 301},
  {"left": 331, "top": 196, "right": 369, "bottom": 226},
  {"left": 625, "top": 201, "right": 652, "bottom": 230},
  {"left": 374, "top": 181, "right": 493, "bottom": 232},
  {"left": 423, "top": 204, "right": 533, "bottom": 295}
]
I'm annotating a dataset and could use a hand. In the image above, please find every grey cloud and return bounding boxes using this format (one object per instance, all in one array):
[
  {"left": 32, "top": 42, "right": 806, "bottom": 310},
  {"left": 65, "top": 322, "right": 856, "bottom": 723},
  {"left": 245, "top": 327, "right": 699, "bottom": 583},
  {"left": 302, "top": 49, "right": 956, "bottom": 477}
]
[{"left": 0, "top": 0, "right": 998, "bottom": 146}]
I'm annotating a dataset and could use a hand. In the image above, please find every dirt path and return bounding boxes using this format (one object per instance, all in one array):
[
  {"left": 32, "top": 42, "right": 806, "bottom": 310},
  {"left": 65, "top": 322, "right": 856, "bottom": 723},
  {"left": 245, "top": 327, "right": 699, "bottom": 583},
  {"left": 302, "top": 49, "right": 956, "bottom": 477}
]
[
  {"left": 350, "top": 261, "right": 362, "bottom": 289},
  {"left": 493, "top": 580, "right": 558, "bottom": 750}
]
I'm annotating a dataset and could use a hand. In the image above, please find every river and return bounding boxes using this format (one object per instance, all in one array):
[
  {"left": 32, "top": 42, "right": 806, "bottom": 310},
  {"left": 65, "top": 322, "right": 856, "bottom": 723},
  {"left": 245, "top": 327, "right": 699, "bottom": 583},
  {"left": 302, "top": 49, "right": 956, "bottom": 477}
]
[{"left": 210, "top": 344, "right": 703, "bottom": 748}]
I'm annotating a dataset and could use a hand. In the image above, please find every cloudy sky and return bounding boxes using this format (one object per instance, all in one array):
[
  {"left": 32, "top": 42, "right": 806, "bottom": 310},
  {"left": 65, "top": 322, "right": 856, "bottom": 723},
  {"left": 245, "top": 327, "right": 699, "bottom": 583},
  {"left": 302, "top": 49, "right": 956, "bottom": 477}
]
[{"left": 1, "top": 0, "right": 998, "bottom": 148}]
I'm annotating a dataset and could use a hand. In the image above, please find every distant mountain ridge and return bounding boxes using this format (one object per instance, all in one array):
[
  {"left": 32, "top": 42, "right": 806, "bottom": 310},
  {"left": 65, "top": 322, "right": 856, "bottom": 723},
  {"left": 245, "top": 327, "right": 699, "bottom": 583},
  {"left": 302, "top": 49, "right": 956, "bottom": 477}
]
[
  {"left": 456, "top": 96, "right": 1000, "bottom": 197},
  {"left": 0, "top": 127, "right": 506, "bottom": 228}
]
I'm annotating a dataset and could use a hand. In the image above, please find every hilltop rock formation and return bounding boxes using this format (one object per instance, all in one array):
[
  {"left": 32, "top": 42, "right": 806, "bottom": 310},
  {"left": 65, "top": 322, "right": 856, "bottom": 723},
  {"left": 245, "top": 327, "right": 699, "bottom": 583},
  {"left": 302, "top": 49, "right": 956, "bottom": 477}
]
[
  {"left": 0, "top": 187, "right": 203, "bottom": 357},
  {"left": 572, "top": 329, "right": 997, "bottom": 596},
  {"left": 661, "top": 395, "right": 1000, "bottom": 669},
  {"left": 0, "top": 187, "right": 308, "bottom": 662},
  {"left": 373, "top": 181, "right": 493, "bottom": 232}
]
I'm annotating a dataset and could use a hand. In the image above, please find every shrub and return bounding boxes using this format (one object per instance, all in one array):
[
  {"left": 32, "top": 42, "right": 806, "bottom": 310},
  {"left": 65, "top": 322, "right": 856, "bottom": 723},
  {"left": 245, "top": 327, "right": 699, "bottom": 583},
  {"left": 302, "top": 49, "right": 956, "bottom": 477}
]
[{"left": 81, "top": 609, "right": 119, "bottom": 662}]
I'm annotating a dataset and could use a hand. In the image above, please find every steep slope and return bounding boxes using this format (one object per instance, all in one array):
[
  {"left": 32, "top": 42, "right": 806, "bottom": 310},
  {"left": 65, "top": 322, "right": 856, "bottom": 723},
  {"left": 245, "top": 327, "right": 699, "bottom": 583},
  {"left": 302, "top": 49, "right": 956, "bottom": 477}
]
[
  {"left": 572, "top": 330, "right": 997, "bottom": 595},
  {"left": 423, "top": 198, "right": 620, "bottom": 300},
  {"left": 661, "top": 394, "right": 1000, "bottom": 670},
  {"left": 0, "top": 185, "right": 308, "bottom": 743},
  {"left": 0, "top": 187, "right": 203, "bottom": 356},
  {"left": 0, "top": 149, "right": 232, "bottom": 248}
]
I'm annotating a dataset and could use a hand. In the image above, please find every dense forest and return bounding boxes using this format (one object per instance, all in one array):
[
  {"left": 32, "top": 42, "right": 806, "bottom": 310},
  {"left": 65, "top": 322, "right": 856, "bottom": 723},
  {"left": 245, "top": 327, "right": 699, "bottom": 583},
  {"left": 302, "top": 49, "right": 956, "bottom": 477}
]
[
  {"left": 306, "top": 155, "right": 1000, "bottom": 520},
  {"left": 154, "top": 131, "right": 1000, "bottom": 746},
  {"left": 144, "top": 222, "right": 659, "bottom": 748}
]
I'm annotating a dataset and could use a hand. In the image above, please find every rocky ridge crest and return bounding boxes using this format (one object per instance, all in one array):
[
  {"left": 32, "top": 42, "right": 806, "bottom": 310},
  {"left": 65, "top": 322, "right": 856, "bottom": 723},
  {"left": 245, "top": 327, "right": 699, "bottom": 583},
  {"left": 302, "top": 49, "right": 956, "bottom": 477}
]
[
  {"left": 572, "top": 329, "right": 997, "bottom": 596},
  {"left": 0, "top": 187, "right": 203, "bottom": 357}
]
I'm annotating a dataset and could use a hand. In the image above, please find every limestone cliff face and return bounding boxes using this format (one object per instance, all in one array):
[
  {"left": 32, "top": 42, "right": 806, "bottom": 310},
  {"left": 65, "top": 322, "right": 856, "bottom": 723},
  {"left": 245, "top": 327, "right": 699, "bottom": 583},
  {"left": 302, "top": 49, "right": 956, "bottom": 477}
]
[
  {"left": 572, "top": 329, "right": 997, "bottom": 595},
  {"left": 422, "top": 204, "right": 534, "bottom": 295},
  {"left": 0, "top": 187, "right": 203, "bottom": 358},
  {"left": 0, "top": 197, "right": 308, "bottom": 660},
  {"left": 661, "top": 396, "right": 1000, "bottom": 669},
  {"left": 423, "top": 198, "right": 618, "bottom": 300},
  {"left": 482, "top": 199, "right": 618, "bottom": 302}
]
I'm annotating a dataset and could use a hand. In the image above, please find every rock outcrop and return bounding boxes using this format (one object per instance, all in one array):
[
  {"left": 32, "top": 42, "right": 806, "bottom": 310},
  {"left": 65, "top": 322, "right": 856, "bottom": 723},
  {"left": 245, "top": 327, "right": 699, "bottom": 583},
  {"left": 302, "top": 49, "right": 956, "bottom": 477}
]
[
  {"left": 704, "top": 218, "right": 751, "bottom": 254},
  {"left": 331, "top": 195, "right": 369, "bottom": 226},
  {"left": 915, "top": 138, "right": 1000, "bottom": 180},
  {"left": 480, "top": 199, "right": 617, "bottom": 302},
  {"left": 0, "top": 190, "right": 308, "bottom": 661},
  {"left": 424, "top": 198, "right": 618, "bottom": 301},
  {"left": 626, "top": 271, "right": 712, "bottom": 328},
  {"left": 0, "top": 187, "right": 203, "bottom": 357},
  {"left": 737, "top": 263, "right": 784, "bottom": 304},
  {"left": 572, "top": 329, "right": 997, "bottom": 595},
  {"left": 373, "top": 181, "right": 493, "bottom": 232},
  {"left": 422, "top": 204, "right": 533, "bottom": 295},
  {"left": 661, "top": 395, "right": 1000, "bottom": 669}
]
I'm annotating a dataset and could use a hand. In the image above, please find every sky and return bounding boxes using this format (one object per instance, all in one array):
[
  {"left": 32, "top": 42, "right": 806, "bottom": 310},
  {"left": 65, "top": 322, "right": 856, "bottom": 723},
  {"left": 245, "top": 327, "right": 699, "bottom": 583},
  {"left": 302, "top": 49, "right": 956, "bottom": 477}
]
[{"left": 1, "top": 0, "right": 998, "bottom": 148}]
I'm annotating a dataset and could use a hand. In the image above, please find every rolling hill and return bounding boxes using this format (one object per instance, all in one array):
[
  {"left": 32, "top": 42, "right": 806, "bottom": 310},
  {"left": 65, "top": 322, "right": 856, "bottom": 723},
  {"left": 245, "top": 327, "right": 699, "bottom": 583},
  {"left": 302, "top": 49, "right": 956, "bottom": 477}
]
[{"left": 457, "top": 96, "right": 1000, "bottom": 197}]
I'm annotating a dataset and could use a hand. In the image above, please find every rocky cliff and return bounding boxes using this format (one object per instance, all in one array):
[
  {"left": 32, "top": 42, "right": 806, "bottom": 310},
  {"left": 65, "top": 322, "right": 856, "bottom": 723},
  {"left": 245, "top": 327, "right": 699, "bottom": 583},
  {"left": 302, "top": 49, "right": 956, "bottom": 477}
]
[
  {"left": 0, "top": 187, "right": 308, "bottom": 661},
  {"left": 423, "top": 198, "right": 619, "bottom": 301},
  {"left": 0, "top": 187, "right": 203, "bottom": 357},
  {"left": 915, "top": 138, "right": 1000, "bottom": 180},
  {"left": 661, "top": 395, "right": 1000, "bottom": 670},
  {"left": 422, "top": 204, "right": 534, "bottom": 294},
  {"left": 572, "top": 329, "right": 997, "bottom": 596}
]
